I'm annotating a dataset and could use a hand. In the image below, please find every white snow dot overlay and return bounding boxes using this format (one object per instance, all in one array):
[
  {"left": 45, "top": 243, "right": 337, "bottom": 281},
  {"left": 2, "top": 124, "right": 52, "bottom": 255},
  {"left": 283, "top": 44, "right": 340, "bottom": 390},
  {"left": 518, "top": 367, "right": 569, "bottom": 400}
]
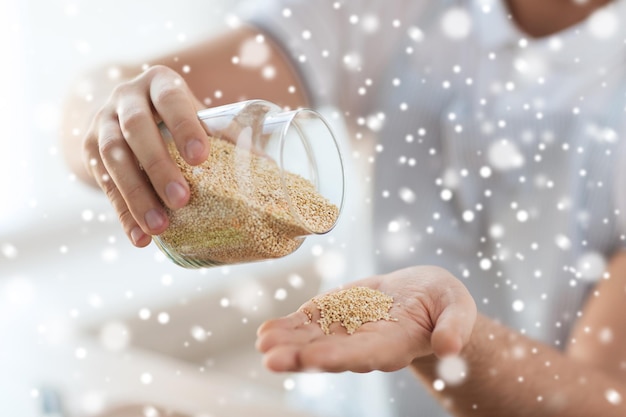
[
  {"left": 576, "top": 251, "right": 606, "bottom": 282},
  {"left": 99, "top": 321, "right": 130, "bottom": 351},
  {"left": 512, "top": 300, "right": 525, "bottom": 312},
  {"left": 238, "top": 37, "right": 270, "bottom": 67},
  {"left": 587, "top": 9, "right": 618, "bottom": 39},
  {"left": 436, "top": 355, "right": 468, "bottom": 386},
  {"left": 488, "top": 140, "right": 525, "bottom": 171},
  {"left": 283, "top": 378, "right": 296, "bottom": 391},
  {"left": 441, "top": 7, "right": 472, "bottom": 39},
  {"left": 433, "top": 379, "right": 446, "bottom": 391},
  {"left": 605, "top": 389, "right": 622, "bottom": 405}
]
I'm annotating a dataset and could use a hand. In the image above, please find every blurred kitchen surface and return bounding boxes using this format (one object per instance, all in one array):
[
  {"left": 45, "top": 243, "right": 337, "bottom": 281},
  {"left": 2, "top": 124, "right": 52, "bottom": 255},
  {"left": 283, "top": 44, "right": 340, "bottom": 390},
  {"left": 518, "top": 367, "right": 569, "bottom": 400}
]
[{"left": 0, "top": 1, "right": 375, "bottom": 416}]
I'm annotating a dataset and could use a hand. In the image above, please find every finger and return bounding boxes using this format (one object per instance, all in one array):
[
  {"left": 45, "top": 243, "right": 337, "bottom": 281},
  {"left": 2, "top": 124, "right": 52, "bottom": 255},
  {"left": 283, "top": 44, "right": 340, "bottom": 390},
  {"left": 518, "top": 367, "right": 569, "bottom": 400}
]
[
  {"left": 299, "top": 330, "right": 409, "bottom": 373},
  {"left": 256, "top": 322, "right": 321, "bottom": 353},
  {"left": 262, "top": 329, "right": 411, "bottom": 373},
  {"left": 262, "top": 344, "right": 303, "bottom": 372},
  {"left": 84, "top": 131, "right": 152, "bottom": 247},
  {"left": 256, "top": 309, "right": 321, "bottom": 353},
  {"left": 149, "top": 71, "right": 209, "bottom": 166},
  {"left": 430, "top": 296, "right": 477, "bottom": 358},
  {"left": 257, "top": 310, "right": 315, "bottom": 335},
  {"left": 115, "top": 89, "right": 190, "bottom": 211},
  {"left": 98, "top": 115, "right": 170, "bottom": 236}
]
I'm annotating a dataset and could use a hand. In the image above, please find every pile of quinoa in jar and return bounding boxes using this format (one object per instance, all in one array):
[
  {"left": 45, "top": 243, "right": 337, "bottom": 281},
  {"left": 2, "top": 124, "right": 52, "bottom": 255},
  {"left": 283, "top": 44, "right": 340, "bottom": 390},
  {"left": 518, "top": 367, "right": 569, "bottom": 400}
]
[{"left": 153, "top": 136, "right": 340, "bottom": 268}]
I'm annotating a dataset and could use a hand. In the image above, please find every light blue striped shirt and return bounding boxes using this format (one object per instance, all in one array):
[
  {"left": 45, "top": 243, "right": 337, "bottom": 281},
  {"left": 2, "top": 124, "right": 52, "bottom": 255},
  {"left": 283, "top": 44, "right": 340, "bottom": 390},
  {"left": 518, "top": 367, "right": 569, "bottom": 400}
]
[{"left": 248, "top": 1, "right": 626, "bottom": 415}]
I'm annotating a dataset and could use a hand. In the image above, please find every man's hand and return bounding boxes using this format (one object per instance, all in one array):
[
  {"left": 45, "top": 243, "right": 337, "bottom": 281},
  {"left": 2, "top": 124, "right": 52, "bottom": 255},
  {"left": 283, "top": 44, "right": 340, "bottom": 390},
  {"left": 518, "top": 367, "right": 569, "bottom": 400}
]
[
  {"left": 61, "top": 26, "right": 310, "bottom": 249},
  {"left": 82, "top": 65, "right": 208, "bottom": 247},
  {"left": 256, "top": 265, "right": 477, "bottom": 373}
]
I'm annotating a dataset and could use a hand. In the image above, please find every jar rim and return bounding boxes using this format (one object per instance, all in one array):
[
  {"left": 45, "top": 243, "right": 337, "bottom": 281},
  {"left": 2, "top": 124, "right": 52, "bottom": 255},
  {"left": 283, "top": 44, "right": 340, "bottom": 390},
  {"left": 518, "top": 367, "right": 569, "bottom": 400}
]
[{"left": 276, "top": 107, "right": 345, "bottom": 235}]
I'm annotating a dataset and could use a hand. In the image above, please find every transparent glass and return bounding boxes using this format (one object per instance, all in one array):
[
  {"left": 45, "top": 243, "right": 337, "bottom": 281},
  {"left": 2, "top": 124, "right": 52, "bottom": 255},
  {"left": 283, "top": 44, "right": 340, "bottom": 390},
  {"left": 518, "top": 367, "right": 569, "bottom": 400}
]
[{"left": 153, "top": 100, "right": 345, "bottom": 268}]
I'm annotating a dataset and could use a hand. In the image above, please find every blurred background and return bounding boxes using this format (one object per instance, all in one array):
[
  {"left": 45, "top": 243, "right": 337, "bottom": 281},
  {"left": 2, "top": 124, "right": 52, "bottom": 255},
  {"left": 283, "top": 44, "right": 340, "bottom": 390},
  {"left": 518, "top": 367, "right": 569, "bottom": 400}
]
[{"left": 0, "top": 1, "right": 374, "bottom": 416}]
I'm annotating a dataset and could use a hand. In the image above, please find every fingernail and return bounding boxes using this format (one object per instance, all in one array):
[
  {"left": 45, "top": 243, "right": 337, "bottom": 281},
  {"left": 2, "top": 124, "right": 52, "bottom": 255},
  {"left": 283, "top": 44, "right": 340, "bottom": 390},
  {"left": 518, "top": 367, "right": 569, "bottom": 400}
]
[
  {"left": 130, "top": 226, "right": 147, "bottom": 245},
  {"left": 145, "top": 209, "right": 166, "bottom": 231},
  {"left": 185, "top": 138, "right": 205, "bottom": 161},
  {"left": 165, "top": 181, "right": 188, "bottom": 207}
]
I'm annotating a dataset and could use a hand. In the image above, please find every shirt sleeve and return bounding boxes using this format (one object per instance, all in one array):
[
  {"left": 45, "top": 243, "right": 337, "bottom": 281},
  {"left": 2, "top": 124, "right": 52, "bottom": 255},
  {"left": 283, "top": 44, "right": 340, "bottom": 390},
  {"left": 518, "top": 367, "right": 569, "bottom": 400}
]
[
  {"left": 238, "top": 0, "right": 349, "bottom": 107},
  {"left": 237, "top": 0, "right": 425, "bottom": 113}
]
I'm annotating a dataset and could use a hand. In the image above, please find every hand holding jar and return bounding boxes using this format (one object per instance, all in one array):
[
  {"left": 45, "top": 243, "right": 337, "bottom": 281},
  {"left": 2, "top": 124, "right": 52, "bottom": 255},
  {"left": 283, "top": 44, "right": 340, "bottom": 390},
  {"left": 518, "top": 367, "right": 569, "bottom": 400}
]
[
  {"left": 80, "top": 66, "right": 344, "bottom": 267},
  {"left": 154, "top": 100, "right": 344, "bottom": 267},
  {"left": 81, "top": 65, "right": 209, "bottom": 247}
]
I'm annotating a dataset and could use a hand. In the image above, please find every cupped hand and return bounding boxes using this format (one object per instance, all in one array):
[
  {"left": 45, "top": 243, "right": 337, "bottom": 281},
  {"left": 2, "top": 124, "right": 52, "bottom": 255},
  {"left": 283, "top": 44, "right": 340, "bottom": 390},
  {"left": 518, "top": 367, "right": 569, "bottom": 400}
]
[
  {"left": 82, "top": 65, "right": 209, "bottom": 247},
  {"left": 256, "top": 265, "right": 477, "bottom": 373}
]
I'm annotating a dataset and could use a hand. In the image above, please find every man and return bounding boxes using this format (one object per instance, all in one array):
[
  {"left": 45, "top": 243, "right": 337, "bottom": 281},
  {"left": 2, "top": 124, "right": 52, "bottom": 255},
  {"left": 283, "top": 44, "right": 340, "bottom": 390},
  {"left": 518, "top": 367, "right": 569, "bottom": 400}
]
[{"left": 61, "top": 0, "right": 626, "bottom": 415}]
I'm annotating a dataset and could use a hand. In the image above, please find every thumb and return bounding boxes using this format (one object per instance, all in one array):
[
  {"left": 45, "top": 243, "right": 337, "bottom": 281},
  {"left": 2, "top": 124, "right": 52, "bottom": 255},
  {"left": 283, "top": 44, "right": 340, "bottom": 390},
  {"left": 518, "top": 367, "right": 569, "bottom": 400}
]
[{"left": 430, "top": 296, "right": 477, "bottom": 358}]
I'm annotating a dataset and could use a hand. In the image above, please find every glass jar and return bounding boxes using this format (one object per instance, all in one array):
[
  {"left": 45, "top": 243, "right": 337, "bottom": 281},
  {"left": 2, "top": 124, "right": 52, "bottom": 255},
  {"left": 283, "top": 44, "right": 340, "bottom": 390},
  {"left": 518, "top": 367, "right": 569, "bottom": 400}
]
[{"left": 153, "top": 100, "right": 344, "bottom": 268}]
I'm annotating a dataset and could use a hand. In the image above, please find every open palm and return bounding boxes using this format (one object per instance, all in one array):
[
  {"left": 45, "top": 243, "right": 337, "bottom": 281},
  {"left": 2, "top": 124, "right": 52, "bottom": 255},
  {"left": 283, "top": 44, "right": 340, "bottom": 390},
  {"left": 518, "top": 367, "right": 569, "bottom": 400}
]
[{"left": 256, "top": 265, "right": 477, "bottom": 373}]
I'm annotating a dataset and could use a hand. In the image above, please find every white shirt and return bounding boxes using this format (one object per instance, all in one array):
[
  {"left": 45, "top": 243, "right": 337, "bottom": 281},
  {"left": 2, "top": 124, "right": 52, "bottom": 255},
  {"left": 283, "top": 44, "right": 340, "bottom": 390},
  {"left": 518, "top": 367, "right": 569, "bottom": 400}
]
[{"left": 245, "top": 1, "right": 626, "bottom": 416}]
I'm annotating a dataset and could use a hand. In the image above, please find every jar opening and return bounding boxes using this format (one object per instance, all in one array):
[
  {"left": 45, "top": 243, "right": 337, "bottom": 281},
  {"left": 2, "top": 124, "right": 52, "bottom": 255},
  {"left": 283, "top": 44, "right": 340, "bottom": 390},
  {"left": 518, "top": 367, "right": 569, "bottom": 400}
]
[
  {"left": 276, "top": 108, "right": 345, "bottom": 235},
  {"left": 154, "top": 100, "right": 344, "bottom": 268}
]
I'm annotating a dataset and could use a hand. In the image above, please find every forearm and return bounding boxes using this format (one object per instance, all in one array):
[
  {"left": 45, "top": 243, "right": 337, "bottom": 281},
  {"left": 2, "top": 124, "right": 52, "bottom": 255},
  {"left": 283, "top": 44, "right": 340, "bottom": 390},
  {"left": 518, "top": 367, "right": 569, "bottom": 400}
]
[
  {"left": 59, "top": 24, "right": 309, "bottom": 188},
  {"left": 411, "top": 314, "right": 626, "bottom": 416}
]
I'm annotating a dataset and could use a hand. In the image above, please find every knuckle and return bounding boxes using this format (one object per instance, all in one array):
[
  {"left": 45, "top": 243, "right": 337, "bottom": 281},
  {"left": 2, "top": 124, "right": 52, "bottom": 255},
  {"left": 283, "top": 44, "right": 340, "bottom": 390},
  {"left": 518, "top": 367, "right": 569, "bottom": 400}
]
[
  {"left": 144, "top": 64, "right": 169, "bottom": 77},
  {"left": 98, "top": 132, "right": 123, "bottom": 161},
  {"left": 82, "top": 148, "right": 98, "bottom": 177},
  {"left": 117, "top": 206, "right": 142, "bottom": 237},
  {"left": 153, "top": 82, "right": 185, "bottom": 105},
  {"left": 83, "top": 111, "right": 105, "bottom": 152},
  {"left": 91, "top": 106, "right": 108, "bottom": 124},
  {"left": 123, "top": 180, "right": 146, "bottom": 203},
  {"left": 151, "top": 65, "right": 182, "bottom": 82},
  {"left": 100, "top": 176, "right": 119, "bottom": 202},
  {"left": 170, "top": 117, "right": 197, "bottom": 137},
  {"left": 118, "top": 207, "right": 135, "bottom": 228},
  {"left": 101, "top": 178, "right": 140, "bottom": 228},
  {"left": 118, "top": 107, "right": 151, "bottom": 133},
  {"left": 81, "top": 126, "right": 104, "bottom": 177},
  {"left": 110, "top": 81, "right": 133, "bottom": 99},
  {"left": 81, "top": 131, "right": 98, "bottom": 161},
  {"left": 141, "top": 154, "right": 170, "bottom": 178}
]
